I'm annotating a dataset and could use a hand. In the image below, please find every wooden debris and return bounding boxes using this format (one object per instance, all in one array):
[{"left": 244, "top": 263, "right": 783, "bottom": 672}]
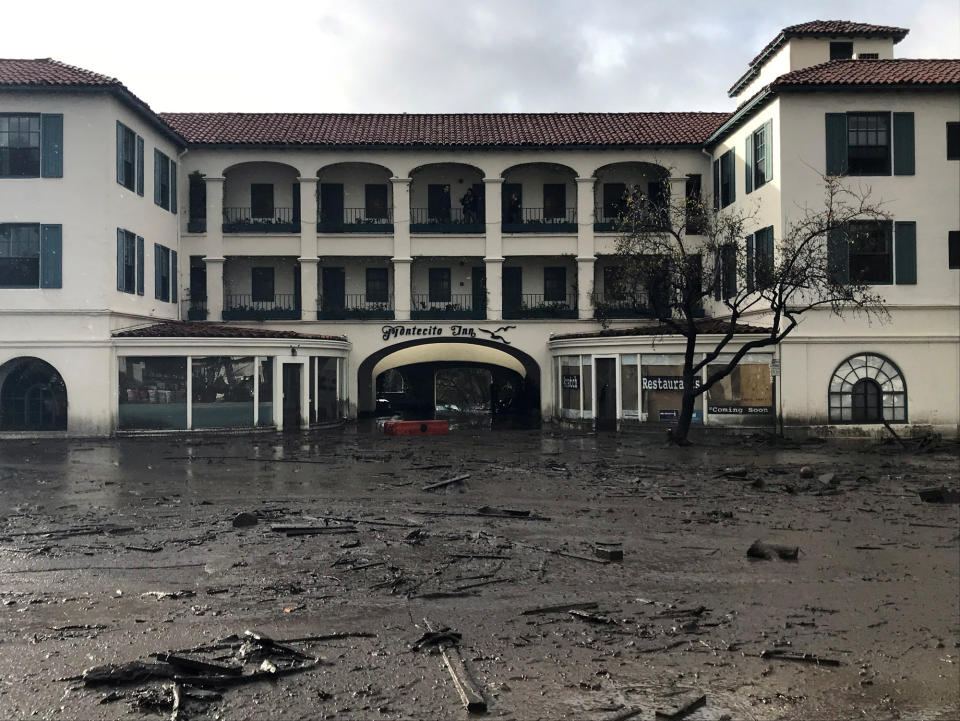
[
  {"left": 82, "top": 661, "right": 176, "bottom": 685},
  {"left": 422, "top": 619, "right": 486, "bottom": 713},
  {"left": 595, "top": 541, "right": 624, "bottom": 561},
  {"left": 569, "top": 609, "right": 618, "bottom": 625},
  {"left": 270, "top": 524, "right": 357, "bottom": 536},
  {"left": 153, "top": 653, "right": 242, "bottom": 676},
  {"left": 761, "top": 650, "right": 841, "bottom": 666},
  {"left": 747, "top": 540, "right": 799, "bottom": 561},
  {"left": 421, "top": 473, "right": 471, "bottom": 492},
  {"left": 521, "top": 601, "right": 599, "bottom": 616},
  {"left": 655, "top": 693, "right": 707, "bottom": 720}
]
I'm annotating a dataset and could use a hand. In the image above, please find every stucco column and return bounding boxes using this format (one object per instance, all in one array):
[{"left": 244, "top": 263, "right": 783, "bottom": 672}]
[
  {"left": 299, "top": 258, "right": 319, "bottom": 318},
  {"left": 203, "top": 257, "right": 225, "bottom": 321},
  {"left": 575, "top": 177, "right": 596, "bottom": 259},
  {"left": 393, "top": 258, "right": 412, "bottom": 321},
  {"left": 577, "top": 257, "right": 595, "bottom": 321},
  {"left": 483, "top": 178, "right": 504, "bottom": 321},
  {"left": 391, "top": 177, "right": 412, "bottom": 321},
  {"left": 298, "top": 176, "right": 319, "bottom": 258}
]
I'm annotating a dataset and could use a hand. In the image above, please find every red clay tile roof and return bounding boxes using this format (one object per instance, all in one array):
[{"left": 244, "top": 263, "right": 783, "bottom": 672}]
[
  {"left": 0, "top": 58, "right": 121, "bottom": 87},
  {"left": 552, "top": 319, "right": 772, "bottom": 340},
  {"left": 773, "top": 58, "right": 960, "bottom": 87},
  {"left": 730, "top": 20, "right": 910, "bottom": 96},
  {"left": 113, "top": 321, "right": 346, "bottom": 342},
  {"left": 157, "top": 112, "right": 731, "bottom": 148}
]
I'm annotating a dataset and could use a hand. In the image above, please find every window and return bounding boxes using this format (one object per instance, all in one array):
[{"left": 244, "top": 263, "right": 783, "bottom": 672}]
[
  {"left": 828, "top": 353, "right": 906, "bottom": 423},
  {"left": 603, "top": 265, "right": 624, "bottom": 301},
  {"left": 116, "top": 228, "right": 143, "bottom": 295},
  {"left": 366, "top": 267, "right": 389, "bottom": 303},
  {"left": 0, "top": 224, "right": 39, "bottom": 287},
  {"left": 857, "top": 53, "right": 879, "bottom": 60},
  {"left": 543, "top": 184, "right": 566, "bottom": 220},
  {"left": 747, "top": 226, "right": 774, "bottom": 291},
  {"left": 188, "top": 172, "right": 206, "bottom": 231},
  {"left": 602, "top": 183, "right": 626, "bottom": 219},
  {"left": 715, "top": 243, "right": 737, "bottom": 300},
  {"left": 0, "top": 114, "right": 40, "bottom": 177},
  {"left": 847, "top": 112, "right": 890, "bottom": 175},
  {"left": 251, "top": 267, "right": 275, "bottom": 302},
  {"left": 746, "top": 120, "right": 772, "bottom": 193},
  {"left": 848, "top": 221, "right": 893, "bottom": 284},
  {"left": 829, "top": 42, "right": 853, "bottom": 60},
  {"left": 544, "top": 267, "right": 566, "bottom": 302},
  {"left": 714, "top": 149, "right": 735, "bottom": 209},
  {"left": 948, "top": 123, "right": 960, "bottom": 160},
  {"left": 684, "top": 174, "right": 704, "bottom": 233},
  {"left": 428, "top": 268, "right": 451, "bottom": 302},
  {"left": 949, "top": 231, "right": 960, "bottom": 269},
  {"left": 154, "top": 244, "right": 177, "bottom": 303},
  {"left": 427, "top": 184, "right": 451, "bottom": 221},
  {"left": 116, "top": 122, "right": 144, "bottom": 191},
  {"left": 251, "top": 184, "right": 274, "bottom": 219},
  {"left": 154, "top": 149, "right": 176, "bottom": 212},
  {"left": 365, "top": 184, "right": 388, "bottom": 219}
]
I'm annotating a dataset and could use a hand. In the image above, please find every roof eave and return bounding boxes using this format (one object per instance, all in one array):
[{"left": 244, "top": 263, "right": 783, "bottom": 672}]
[{"left": 176, "top": 141, "right": 715, "bottom": 151}]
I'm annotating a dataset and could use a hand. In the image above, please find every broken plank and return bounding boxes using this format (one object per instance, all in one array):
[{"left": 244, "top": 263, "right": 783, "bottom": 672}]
[
  {"left": 655, "top": 694, "right": 707, "bottom": 720},
  {"left": 421, "top": 474, "right": 471, "bottom": 492},
  {"left": 423, "top": 619, "right": 486, "bottom": 713},
  {"left": 171, "top": 662, "right": 316, "bottom": 688},
  {"left": 521, "top": 601, "right": 599, "bottom": 616},
  {"left": 153, "top": 653, "right": 243, "bottom": 676},
  {"left": 761, "top": 650, "right": 841, "bottom": 666}
]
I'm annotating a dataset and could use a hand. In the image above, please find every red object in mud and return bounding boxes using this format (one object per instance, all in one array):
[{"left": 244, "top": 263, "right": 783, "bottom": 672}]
[{"left": 383, "top": 420, "right": 450, "bottom": 436}]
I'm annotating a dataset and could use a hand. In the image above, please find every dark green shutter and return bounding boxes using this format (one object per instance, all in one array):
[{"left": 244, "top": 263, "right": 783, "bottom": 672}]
[
  {"left": 40, "top": 114, "right": 63, "bottom": 178},
  {"left": 117, "top": 229, "right": 124, "bottom": 290},
  {"left": 136, "top": 236, "right": 144, "bottom": 295},
  {"left": 40, "top": 224, "right": 62, "bottom": 288},
  {"left": 116, "top": 123, "right": 124, "bottom": 185},
  {"left": 894, "top": 221, "right": 917, "bottom": 284},
  {"left": 825, "top": 113, "right": 848, "bottom": 175},
  {"left": 893, "top": 112, "right": 915, "bottom": 175},
  {"left": 171, "top": 250, "right": 178, "bottom": 302},
  {"left": 712, "top": 159, "right": 720, "bottom": 210},
  {"left": 744, "top": 135, "right": 753, "bottom": 194},
  {"left": 763, "top": 120, "right": 773, "bottom": 183},
  {"left": 154, "top": 150, "right": 162, "bottom": 206},
  {"left": 154, "top": 244, "right": 162, "bottom": 300},
  {"left": 827, "top": 228, "right": 849, "bottom": 283},
  {"left": 136, "top": 137, "right": 145, "bottom": 196},
  {"left": 170, "top": 161, "right": 178, "bottom": 214},
  {"left": 746, "top": 233, "right": 755, "bottom": 291}
]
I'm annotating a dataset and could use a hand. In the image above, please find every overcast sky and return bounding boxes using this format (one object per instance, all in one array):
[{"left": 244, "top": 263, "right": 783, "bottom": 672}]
[{"left": 6, "top": 0, "right": 959, "bottom": 114}]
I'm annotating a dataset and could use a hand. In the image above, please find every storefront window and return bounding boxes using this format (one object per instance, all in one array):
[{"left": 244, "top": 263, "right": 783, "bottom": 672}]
[
  {"left": 118, "top": 357, "right": 187, "bottom": 430},
  {"left": 316, "top": 357, "right": 338, "bottom": 422},
  {"left": 620, "top": 354, "right": 639, "bottom": 419},
  {"left": 560, "top": 355, "right": 581, "bottom": 418},
  {"left": 192, "top": 357, "right": 255, "bottom": 428},
  {"left": 706, "top": 356, "right": 773, "bottom": 423},
  {"left": 258, "top": 358, "right": 273, "bottom": 426},
  {"left": 581, "top": 358, "right": 593, "bottom": 419},
  {"left": 640, "top": 354, "right": 703, "bottom": 423}
]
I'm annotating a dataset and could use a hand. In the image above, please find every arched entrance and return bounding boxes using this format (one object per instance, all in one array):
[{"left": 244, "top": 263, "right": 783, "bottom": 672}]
[
  {"left": 0, "top": 357, "right": 68, "bottom": 431},
  {"left": 357, "top": 338, "right": 541, "bottom": 425}
]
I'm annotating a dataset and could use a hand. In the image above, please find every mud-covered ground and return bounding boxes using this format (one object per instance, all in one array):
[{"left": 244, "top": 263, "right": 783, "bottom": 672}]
[{"left": 0, "top": 426, "right": 957, "bottom": 721}]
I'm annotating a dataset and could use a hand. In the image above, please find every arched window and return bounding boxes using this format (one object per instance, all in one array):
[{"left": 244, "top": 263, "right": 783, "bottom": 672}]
[
  {"left": 0, "top": 357, "right": 68, "bottom": 431},
  {"left": 828, "top": 353, "right": 906, "bottom": 424}
]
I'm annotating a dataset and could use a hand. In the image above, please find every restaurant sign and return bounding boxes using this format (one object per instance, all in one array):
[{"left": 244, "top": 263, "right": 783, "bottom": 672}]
[{"left": 641, "top": 376, "right": 702, "bottom": 391}]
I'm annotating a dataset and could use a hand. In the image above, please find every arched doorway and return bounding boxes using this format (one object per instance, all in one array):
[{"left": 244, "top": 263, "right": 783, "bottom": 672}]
[
  {"left": 828, "top": 352, "right": 906, "bottom": 424},
  {"left": 358, "top": 338, "right": 541, "bottom": 425},
  {"left": 0, "top": 357, "right": 68, "bottom": 431}
]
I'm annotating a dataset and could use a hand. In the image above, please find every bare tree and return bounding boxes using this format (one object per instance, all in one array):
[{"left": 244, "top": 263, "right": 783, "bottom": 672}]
[{"left": 606, "top": 173, "right": 889, "bottom": 444}]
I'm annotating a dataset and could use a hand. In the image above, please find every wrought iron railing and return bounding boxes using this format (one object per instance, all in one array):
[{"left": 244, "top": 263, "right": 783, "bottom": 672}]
[
  {"left": 410, "top": 207, "right": 484, "bottom": 233},
  {"left": 223, "top": 293, "right": 301, "bottom": 320},
  {"left": 318, "top": 293, "right": 394, "bottom": 320},
  {"left": 590, "top": 293, "right": 653, "bottom": 319},
  {"left": 410, "top": 293, "right": 486, "bottom": 319},
  {"left": 594, "top": 203, "right": 669, "bottom": 232},
  {"left": 222, "top": 207, "right": 300, "bottom": 233},
  {"left": 318, "top": 208, "right": 394, "bottom": 233},
  {"left": 186, "top": 297, "right": 207, "bottom": 320},
  {"left": 502, "top": 207, "right": 576, "bottom": 233},
  {"left": 503, "top": 293, "right": 577, "bottom": 319}
]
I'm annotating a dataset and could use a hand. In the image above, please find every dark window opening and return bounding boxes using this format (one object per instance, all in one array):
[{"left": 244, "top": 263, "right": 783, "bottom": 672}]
[
  {"left": 851, "top": 378, "right": 882, "bottom": 422},
  {"left": 365, "top": 184, "right": 388, "bottom": 219},
  {"left": 188, "top": 173, "right": 206, "bottom": 229},
  {"left": 0, "top": 114, "right": 41, "bottom": 177},
  {"left": 719, "top": 149, "right": 735, "bottom": 208},
  {"left": 0, "top": 223, "right": 40, "bottom": 287},
  {"left": 252, "top": 267, "right": 275, "bottom": 302},
  {"left": 156, "top": 245, "right": 171, "bottom": 302},
  {"left": 721, "top": 243, "right": 737, "bottom": 299},
  {"left": 366, "top": 267, "right": 389, "bottom": 303},
  {"left": 427, "top": 185, "right": 451, "bottom": 221},
  {"left": 603, "top": 265, "right": 624, "bottom": 301},
  {"left": 857, "top": 52, "right": 879, "bottom": 59},
  {"left": 847, "top": 112, "right": 891, "bottom": 175},
  {"left": 117, "top": 122, "right": 136, "bottom": 190},
  {"left": 947, "top": 122, "right": 960, "bottom": 160},
  {"left": 251, "top": 184, "right": 275, "bottom": 219},
  {"left": 543, "top": 184, "right": 566, "bottom": 219},
  {"left": 949, "top": 231, "right": 960, "bottom": 270},
  {"left": 830, "top": 42, "right": 854, "bottom": 60},
  {"left": 685, "top": 174, "right": 704, "bottom": 233},
  {"left": 543, "top": 267, "right": 566, "bottom": 302},
  {"left": 155, "top": 150, "right": 171, "bottom": 210},
  {"left": 602, "top": 183, "right": 627, "bottom": 219},
  {"left": 848, "top": 220, "right": 893, "bottom": 284},
  {"left": 119, "top": 229, "right": 136, "bottom": 294},
  {"left": 428, "top": 268, "right": 451, "bottom": 302}
]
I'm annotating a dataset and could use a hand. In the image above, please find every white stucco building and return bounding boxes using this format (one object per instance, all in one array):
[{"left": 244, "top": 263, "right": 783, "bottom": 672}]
[{"left": 1, "top": 20, "right": 958, "bottom": 437}]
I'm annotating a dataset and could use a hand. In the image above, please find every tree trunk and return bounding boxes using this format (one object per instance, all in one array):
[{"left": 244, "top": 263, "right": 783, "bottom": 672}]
[{"left": 672, "top": 382, "right": 697, "bottom": 445}]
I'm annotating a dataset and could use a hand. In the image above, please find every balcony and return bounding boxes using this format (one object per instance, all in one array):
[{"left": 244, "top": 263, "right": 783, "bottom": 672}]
[
  {"left": 594, "top": 203, "right": 669, "bottom": 233},
  {"left": 317, "top": 293, "right": 394, "bottom": 320},
  {"left": 503, "top": 208, "right": 576, "bottom": 234},
  {"left": 186, "top": 297, "right": 207, "bottom": 321},
  {"left": 411, "top": 293, "right": 486, "bottom": 320},
  {"left": 410, "top": 208, "right": 484, "bottom": 234},
  {"left": 503, "top": 293, "right": 578, "bottom": 319},
  {"left": 318, "top": 208, "right": 394, "bottom": 234},
  {"left": 594, "top": 208, "right": 621, "bottom": 233},
  {"left": 591, "top": 294, "right": 654, "bottom": 319},
  {"left": 223, "top": 293, "right": 301, "bottom": 320},
  {"left": 222, "top": 207, "right": 300, "bottom": 234}
]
